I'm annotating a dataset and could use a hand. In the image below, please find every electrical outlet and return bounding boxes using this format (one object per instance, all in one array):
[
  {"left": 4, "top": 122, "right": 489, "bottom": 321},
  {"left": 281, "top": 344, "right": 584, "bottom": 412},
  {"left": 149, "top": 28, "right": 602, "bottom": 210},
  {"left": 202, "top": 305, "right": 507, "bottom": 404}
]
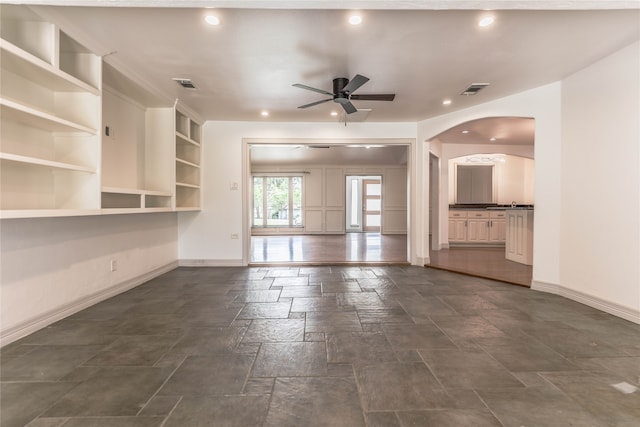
[
  {"left": 230, "top": 182, "right": 239, "bottom": 190},
  {"left": 105, "top": 126, "right": 115, "bottom": 139},
  {"left": 110, "top": 259, "right": 118, "bottom": 272},
  {"left": 230, "top": 233, "right": 239, "bottom": 239}
]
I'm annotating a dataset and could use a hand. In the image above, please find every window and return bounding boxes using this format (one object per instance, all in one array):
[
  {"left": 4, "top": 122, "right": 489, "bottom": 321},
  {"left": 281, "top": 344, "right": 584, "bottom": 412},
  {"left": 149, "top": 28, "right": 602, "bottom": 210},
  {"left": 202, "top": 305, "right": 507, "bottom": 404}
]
[{"left": 253, "top": 176, "right": 303, "bottom": 227}]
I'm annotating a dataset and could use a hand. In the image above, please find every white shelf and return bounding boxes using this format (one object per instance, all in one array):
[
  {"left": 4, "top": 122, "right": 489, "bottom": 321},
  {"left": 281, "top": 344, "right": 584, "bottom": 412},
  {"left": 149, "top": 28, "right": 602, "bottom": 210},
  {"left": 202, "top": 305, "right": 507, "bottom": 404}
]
[
  {"left": 1, "top": 97, "right": 97, "bottom": 134},
  {"left": 176, "top": 131, "right": 200, "bottom": 147},
  {"left": 100, "top": 207, "right": 174, "bottom": 215},
  {"left": 1, "top": 152, "right": 95, "bottom": 173},
  {"left": 101, "top": 186, "right": 172, "bottom": 197},
  {"left": 176, "top": 182, "right": 200, "bottom": 189},
  {"left": 175, "top": 207, "right": 200, "bottom": 212},
  {"left": 1, "top": 39, "right": 100, "bottom": 95},
  {"left": 176, "top": 157, "right": 200, "bottom": 168},
  {"left": 0, "top": 209, "right": 102, "bottom": 219}
]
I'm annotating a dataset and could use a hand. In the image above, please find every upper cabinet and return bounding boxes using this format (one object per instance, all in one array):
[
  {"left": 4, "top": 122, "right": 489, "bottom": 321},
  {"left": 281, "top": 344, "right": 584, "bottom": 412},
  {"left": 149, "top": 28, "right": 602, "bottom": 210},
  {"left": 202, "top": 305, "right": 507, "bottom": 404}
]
[
  {"left": 1, "top": 5, "right": 101, "bottom": 218},
  {"left": 174, "top": 107, "right": 202, "bottom": 211},
  {"left": 0, "top": 4, "right": 203, "bottom": 219}
]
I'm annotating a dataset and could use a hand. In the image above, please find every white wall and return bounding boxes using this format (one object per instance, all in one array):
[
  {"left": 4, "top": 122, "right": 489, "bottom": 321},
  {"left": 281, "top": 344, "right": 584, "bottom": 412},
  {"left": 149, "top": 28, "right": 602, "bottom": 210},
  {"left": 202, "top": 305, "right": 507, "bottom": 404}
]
[
  {"left": 1, "top": 213, "right": 178, "bottom": 344},
  {"left": 178, "top": 121, "right": 418, "bottom": 265},
  {"left": 556, "top": 40, "right": 640, "bottom": 320},
  {"left": 418, "top": 82, "right": 563, "bottom": 286}
]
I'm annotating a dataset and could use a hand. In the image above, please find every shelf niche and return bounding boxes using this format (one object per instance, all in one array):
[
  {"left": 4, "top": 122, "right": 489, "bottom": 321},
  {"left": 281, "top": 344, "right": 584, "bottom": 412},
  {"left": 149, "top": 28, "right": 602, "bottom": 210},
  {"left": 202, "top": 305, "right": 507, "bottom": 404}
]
[
  {"left": 174, "top": 105, "right": 202, "bottom": 211},
  {"left": 100, "top": 62, "right": 174, "bottom": 212}
]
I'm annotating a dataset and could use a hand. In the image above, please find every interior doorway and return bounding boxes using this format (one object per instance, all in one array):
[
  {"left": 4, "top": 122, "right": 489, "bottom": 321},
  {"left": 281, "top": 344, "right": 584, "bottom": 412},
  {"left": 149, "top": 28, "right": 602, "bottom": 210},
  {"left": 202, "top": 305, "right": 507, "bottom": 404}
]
[{"left": 345, "top": 175, "right": 382, "bottom": 233}]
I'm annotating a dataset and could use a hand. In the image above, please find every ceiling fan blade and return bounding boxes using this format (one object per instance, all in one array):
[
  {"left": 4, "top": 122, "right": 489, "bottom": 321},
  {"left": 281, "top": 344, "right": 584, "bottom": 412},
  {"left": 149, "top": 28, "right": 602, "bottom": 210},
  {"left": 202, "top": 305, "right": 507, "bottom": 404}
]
[
  {"left": 335, "top": 98, "right": 357, "bottom": 114},
  {"left": 342, "top": 74, "right": 370, "bottom": 94},
  {"left": 350, "top": 94, "right": 396, "bottom": 101},
  {"left": 292, "top": 83, "right": 333, "bottom": 96},
  {"left": 298, "top": 98, "right": 332, "bottom": 109}
]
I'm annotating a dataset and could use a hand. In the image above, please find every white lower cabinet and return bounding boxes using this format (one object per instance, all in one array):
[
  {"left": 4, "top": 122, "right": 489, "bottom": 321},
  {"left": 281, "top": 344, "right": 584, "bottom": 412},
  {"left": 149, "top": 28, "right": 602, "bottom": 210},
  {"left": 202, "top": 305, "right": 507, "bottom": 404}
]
[
  {"left": 489, "top": 211, "right": 506, "bottom": 243},
  {"left": 505, "top": 209, "right": 534, "bottom": 265},
  {"left": 448, "top": 210, "right": 467, "bottom": 243},
  {"left": 448, "top": 209, "right": 506, "bottom": 245}
]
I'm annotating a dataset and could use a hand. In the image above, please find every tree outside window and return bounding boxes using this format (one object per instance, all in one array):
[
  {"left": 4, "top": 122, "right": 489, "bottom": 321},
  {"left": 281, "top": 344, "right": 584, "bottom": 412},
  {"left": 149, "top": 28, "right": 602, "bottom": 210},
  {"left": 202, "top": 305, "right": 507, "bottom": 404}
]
[{"left": 253, "top": 176, "right": 303, "bottom": 227}]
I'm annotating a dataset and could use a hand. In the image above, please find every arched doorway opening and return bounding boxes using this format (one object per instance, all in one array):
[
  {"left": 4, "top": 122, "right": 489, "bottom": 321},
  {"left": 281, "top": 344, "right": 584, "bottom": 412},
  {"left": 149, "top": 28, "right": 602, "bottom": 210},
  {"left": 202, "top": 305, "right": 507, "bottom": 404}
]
[{"left": 427, "top": 117, "right": 535, "bottom": 286}]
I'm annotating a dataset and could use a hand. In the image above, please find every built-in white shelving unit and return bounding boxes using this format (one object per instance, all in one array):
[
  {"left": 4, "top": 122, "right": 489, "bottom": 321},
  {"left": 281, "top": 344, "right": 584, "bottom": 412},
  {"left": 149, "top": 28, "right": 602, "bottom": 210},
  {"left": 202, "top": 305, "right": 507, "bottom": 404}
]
[
  {"left": 174, "top": 107, "right": 202, "bottom": 211},
  {"left": 100, "top": 63, "right": 174, "bottom": 213},
  {"left": 0, "top": 5, "right": 101, "bottom": 218},
  {"left": 0, "top": 4, "right": 203, "bottom": 219}
]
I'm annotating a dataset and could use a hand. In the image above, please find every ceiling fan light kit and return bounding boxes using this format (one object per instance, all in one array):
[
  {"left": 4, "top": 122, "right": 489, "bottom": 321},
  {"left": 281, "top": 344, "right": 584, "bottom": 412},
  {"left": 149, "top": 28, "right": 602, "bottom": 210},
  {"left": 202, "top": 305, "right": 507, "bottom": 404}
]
[{"left": 293, "top": 74, "right": 396, "bottom": 115}]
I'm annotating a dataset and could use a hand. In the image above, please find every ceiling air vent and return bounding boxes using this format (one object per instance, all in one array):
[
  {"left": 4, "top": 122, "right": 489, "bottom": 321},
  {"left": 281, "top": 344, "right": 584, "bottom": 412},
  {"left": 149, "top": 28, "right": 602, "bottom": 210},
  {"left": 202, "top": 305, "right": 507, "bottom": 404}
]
[
  {"left": 460, "top": 83, "right": 490, "bottom": 96},
  {"left": 172, "top": 78, "right": 196, "bottom": 89}
]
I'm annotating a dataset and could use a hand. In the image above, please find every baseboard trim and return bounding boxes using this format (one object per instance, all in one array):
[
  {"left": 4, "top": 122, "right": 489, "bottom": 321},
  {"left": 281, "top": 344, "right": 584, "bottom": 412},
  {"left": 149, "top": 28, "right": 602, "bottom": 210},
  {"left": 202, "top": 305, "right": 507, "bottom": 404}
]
[
  {"left": 532, "top": 280, "right": 640, "bottom": 324},
  {"left": 179, "top": 259, "right": 245, "bottom": 267},
  {"left": 0, "top": 261, "right": 178, "bottom": 347}
]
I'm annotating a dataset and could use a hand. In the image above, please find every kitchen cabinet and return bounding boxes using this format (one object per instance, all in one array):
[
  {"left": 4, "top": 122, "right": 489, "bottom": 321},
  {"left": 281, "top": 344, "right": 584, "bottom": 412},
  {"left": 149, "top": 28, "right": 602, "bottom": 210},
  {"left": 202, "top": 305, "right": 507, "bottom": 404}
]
[
  {"left": 489, "top": 210, "right": 506, "bottom": 243},
  {"left": 505, "top": 209, "right": 534, "bottom": 265},
  {"left": 448, "top": 209, "right": 506, "bottom": 245},
  {"left": 448, "top": 210, "right": 467, "bottom": 242},
  {"left": 467, "top": 210, "right": 490, "bottom": 243}
]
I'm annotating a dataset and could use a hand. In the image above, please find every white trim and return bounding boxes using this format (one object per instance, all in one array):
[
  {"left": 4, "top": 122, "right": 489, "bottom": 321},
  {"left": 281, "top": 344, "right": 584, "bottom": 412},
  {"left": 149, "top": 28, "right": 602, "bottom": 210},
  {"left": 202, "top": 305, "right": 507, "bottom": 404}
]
[
  {"left": 532, "top": 280, "right": 640, "bottom": 325},
  {"left": 179, "top": 259, "right": 245, "bottom": 267},
  {"left": 0, "top": 261, "right": 178, "bottom": 347},
  {"left": 416, "top": 256, "right": 430, "bottom": 265}
]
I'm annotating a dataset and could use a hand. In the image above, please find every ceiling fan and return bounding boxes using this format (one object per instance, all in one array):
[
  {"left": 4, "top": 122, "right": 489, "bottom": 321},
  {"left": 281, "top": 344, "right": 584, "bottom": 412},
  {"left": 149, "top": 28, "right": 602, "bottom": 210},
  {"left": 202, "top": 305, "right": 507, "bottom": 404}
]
[{"left": 293, "top": 74, "right": 395, "bottom": 114}]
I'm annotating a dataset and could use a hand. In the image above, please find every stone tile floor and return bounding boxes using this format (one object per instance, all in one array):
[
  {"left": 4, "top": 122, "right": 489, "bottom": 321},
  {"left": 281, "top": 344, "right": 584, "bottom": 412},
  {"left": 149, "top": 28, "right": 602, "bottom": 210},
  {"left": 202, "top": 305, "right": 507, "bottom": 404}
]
[{"left": 1, "top": 266, "right": 639, "bottom": 426}]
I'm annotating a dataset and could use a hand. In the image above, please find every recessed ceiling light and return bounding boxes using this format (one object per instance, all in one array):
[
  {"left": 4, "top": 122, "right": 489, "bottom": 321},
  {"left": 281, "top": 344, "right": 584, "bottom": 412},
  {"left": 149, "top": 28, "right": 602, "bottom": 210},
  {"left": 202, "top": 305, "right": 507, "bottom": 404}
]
[
  {"left": 205, "top": 15, "right": 220, "bottom": 26},
  {"left": 442, "top": 99, "right": 452, "bottom": 106},
  {"left": 490, "top": 137, "right": 497, "bottom": 141},
  {"left": 461, "top": 130, "right": 470, "bottom": 134},
  {"left": 330, "top": 111, "right": 338, "bottom": 116},
  {"left": 348, "top": 14, "right": 362, "bottom": 25},
  {"left": 478, "top": 16, "right": 495, "bottom": 27},
  {"left": 261, "top": 111, "right": 269, "bottom": 117}
]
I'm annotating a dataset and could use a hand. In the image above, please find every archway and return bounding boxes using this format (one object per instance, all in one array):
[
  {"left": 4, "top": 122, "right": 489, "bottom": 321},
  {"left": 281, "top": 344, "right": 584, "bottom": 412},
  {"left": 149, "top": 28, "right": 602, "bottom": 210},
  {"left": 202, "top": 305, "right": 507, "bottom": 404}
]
[{"left": 427, "top": 117, "right": 535, "bottom": 286}]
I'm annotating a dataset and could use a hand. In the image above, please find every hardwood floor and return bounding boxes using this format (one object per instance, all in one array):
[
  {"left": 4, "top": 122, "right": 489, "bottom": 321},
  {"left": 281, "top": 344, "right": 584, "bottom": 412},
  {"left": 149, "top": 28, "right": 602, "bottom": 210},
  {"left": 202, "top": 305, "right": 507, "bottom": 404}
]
[
  {"left": 250, "top": 233, "right": 408, "bottom": 264},
  {"left": 428, "top": 246, "right": 533, "bottom": 287},
  {"left": 251, "top": 234, "right": 532, "bottom": 287}
]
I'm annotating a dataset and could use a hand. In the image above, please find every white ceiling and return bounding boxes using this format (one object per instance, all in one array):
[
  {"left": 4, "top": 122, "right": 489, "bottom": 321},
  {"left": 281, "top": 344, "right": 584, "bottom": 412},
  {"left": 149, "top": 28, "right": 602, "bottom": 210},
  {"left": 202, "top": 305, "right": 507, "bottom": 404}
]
[
  {"left": 31, "top": 1, "right": 639, "bottom": 125},
  {"left": 431, "top": 117, "right": 535, "bottom": 145},
  {"left": 17, "top": 1, "right": 639, "bottom": 164}
]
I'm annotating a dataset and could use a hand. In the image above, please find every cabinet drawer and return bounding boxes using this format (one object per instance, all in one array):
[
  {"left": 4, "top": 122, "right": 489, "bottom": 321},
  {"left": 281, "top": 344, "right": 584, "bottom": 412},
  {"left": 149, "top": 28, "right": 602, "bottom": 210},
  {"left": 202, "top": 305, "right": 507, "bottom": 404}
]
[
  {"left": 449, "top": 210, "right": 467, "bottom": 218},
  {"left": 490, "top": 210, "right": 506, "bottom": 219},
  {"left": 468, "top": 210, "right": 490, "bottom": 219}
]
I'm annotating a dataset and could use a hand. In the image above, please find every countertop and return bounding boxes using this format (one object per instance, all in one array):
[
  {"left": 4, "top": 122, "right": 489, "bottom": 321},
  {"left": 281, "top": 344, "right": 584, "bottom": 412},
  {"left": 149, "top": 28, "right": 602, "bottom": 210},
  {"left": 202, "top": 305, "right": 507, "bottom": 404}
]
[{"left": 449, "top": 204, "right": 534, "bottom": 210}]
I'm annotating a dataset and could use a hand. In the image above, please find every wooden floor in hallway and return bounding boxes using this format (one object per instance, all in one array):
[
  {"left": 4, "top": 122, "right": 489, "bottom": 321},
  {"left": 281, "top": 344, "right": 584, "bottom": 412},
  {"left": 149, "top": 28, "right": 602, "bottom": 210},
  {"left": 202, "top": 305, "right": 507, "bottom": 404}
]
[
  {"left": 252, "top": 234, "right": 532, "bottom": 287},
  {"left": 428, "top": 246, "right": 533, "bottom": 287},
  {"left": 250, "top": 233, "right": 408, "bottom": 264}
]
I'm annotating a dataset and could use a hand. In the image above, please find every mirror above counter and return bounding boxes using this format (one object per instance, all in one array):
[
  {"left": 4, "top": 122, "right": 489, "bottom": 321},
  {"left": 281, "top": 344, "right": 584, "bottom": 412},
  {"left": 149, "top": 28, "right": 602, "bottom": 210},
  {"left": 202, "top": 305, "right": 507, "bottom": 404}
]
[{"left": 449, "top": 154, "right": 535, "bottom": 208}]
